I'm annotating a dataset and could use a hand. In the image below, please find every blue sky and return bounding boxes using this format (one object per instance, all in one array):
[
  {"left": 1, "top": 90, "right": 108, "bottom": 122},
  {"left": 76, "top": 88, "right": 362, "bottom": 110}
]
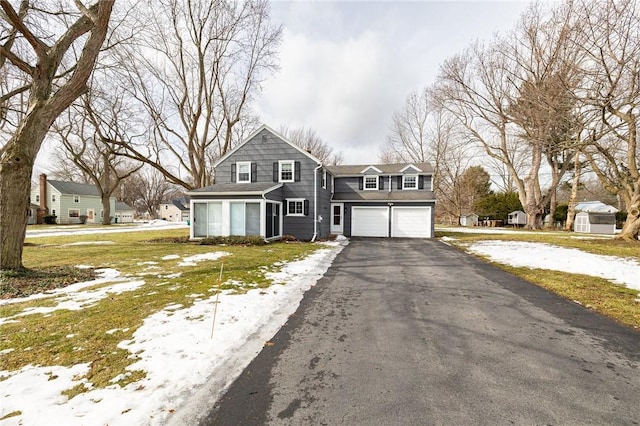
[{"left": 256, "top": 1, "right": 535, "bottom": 164}]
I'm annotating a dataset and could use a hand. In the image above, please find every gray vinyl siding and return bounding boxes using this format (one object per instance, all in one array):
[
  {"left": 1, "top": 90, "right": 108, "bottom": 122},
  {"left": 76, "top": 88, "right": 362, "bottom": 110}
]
[
  {"left": 217, "top": 128, "right": 321, "bottom": 240},
  {"left": 29, "top": 184, "right": 112, "bottom": 224},
  {"left": 333, "top": 174, "right": 433, "bottom": 197}
]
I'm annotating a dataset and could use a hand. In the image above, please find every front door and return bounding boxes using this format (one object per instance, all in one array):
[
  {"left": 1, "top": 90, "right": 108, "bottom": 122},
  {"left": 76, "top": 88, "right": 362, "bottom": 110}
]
[
  {"left": 87, "top": 208, "right": 95, "bottom": 223},
  {"left": 330, "top": 203, "right": 344, "bottom": 234}
]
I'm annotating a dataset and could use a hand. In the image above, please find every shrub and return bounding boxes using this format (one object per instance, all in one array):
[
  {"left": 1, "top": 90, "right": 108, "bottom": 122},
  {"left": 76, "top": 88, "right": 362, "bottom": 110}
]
[
  {"left": 199, "top": 235, "right": 267, "bottom": 246},
  {"left": 79, "top": 215, "right": 88, "bottom": 224},
  {"left": 280, "top": 234, "right": 298, "bottom": 242},
  {"left": 43, "top": 215, "right": 57, "bottom": 224}
]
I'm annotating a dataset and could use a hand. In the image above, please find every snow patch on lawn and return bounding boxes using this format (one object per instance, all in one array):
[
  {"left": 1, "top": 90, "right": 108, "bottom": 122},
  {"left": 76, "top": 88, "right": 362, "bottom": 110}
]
[
  {"left": 177, "top": 252, "right": 230, "bottom": 267},
  {"left": 0, "top": 241, "right": 347, "bottom": 426},
  {"left": 0, "top": 280, "right": 146, "bottom": 325},
  {"left": 467, "top": 240, "right": 640, "bottom": 291},
  {"left": 0, "top": 268, "right": 123, "bottom": 307}
]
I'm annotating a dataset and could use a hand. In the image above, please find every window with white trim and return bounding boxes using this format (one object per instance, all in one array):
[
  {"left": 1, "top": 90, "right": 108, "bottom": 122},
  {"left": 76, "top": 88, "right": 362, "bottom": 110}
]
[
  {"left": 286, "top": 198, "right": 305, "bottom": 216},
  {"left": 403, "top": 175, "right": 418, "bottom": 189},
  {"left": 364, "top": 175, "right": 378, "bottom": 190},
  {"left": 52, "top": 194, "right": 56, "bottom": 202},
  {"left": 279, "top": 161, "right": 294, "bottom": 182},
  {"left": 73, "top": 195, "right": 80, "bottom": 203},
  {"left": 236, "top": 161, "right": 251, "bottom": 183},
  {"left": 69, "top": 209, "right": 80, "bottom": 218},
  {"left": 322, "top": 170, "right": 327, "bottom": 189}
]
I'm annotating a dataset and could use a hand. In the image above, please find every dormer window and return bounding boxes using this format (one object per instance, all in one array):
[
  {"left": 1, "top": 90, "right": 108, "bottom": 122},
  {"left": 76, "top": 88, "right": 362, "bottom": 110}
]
[
  {"left": 236, "top": 161, "right": 251, "bottom": 183},
  {"left": 403, "top": 175, "right": 418, "bottom": 189},
  {"left": 364, "top": 175, "right": 379, "bottom": 190}
]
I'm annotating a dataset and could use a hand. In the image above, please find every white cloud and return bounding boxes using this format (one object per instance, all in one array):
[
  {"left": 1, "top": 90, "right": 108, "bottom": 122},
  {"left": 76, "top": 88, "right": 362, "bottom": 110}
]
[{"left": 257, "top": 1, "right": 534, "bottom": 164}]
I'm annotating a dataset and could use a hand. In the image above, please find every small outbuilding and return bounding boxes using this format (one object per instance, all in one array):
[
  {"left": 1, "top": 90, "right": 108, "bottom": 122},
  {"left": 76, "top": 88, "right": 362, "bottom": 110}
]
[
  {"left": 574, "top": 201, "right": 618, "bottom": 235},
  {"left": 114, "top": 202, "right": 135, "bottom": 223},
  {"left": 460, "top": 213, "right": 479, "bottom": 227},
  {"left": 508, "top": 210, "right": 527, "bottom": 227}
]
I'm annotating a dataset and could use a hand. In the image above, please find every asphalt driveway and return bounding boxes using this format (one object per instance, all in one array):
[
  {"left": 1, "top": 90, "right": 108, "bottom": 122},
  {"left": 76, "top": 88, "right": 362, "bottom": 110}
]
[{"left": 202, "top": 238, "right": 640, "bottom": 425}]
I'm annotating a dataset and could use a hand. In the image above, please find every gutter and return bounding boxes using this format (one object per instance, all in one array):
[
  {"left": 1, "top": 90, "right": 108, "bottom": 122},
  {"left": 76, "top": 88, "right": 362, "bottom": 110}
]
[{"left": 311, "top": 164, "right": 323, "bottom": 242}]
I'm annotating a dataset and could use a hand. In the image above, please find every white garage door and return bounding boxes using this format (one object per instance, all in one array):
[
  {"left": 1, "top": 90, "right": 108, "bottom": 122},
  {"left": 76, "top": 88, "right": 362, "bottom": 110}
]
[
  {"left": 392, "top": 207, "right": 431, "bottom": 238},
  {"left": 351, "top": 207, "right": 389, "bottom": 237}
]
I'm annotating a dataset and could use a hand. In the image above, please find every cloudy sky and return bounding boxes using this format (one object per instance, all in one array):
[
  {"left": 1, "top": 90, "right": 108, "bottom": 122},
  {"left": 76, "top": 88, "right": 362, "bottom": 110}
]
[{"left": 256, "top": 0, "right": 535, "bottom": 165}]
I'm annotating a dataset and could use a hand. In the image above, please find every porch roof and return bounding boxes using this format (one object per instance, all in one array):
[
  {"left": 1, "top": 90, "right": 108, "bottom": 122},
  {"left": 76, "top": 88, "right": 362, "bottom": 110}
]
[{"left": 187, "top": 182, "right": 283, "bottom": 196}]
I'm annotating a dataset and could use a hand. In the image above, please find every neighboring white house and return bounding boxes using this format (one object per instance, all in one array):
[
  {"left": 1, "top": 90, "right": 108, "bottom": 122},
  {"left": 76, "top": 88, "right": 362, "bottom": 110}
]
[
  {"left": 114, "top": 202, "right": 135, "bottom": 223},
  {"left": 574, "top": 201, "right": 618, "bottom": 235},
  {"left": 460, "top": 213, "right": 479, "bottom": 227},
  {"left": 158, "top": 198, "right": 190, "bottom": 222},
  {"left": 30, "top": 174, "right": 115, "bottom": 224},
  {"left": 508, "top": 210, "right": 527, "bottom": 226}
]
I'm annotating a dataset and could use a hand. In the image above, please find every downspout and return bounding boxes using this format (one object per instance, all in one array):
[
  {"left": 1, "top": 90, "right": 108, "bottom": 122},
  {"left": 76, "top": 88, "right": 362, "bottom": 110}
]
[
  {"left": 311, "top": 164, "right": 322, "bottom": 242},
  {"left": 261, "top": 192, "right": 268, "bottom": 242}
]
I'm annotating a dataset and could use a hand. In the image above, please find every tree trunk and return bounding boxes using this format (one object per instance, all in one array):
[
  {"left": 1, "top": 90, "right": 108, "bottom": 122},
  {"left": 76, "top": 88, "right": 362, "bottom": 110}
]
[
  {"left": 617, "top": 198, "right": 640, "bottom": 241},
  {"left": 0, "top": 142, "right": 41, "bottom": 270},
  {"left": 101, "top": 194, "right": 112, "bottom": 225},
  {"left": 565, "top": 152, "right": 581, "bottom": 231},
  {"left": 546, "top": 190, "right": 557, "bottom": 229}
]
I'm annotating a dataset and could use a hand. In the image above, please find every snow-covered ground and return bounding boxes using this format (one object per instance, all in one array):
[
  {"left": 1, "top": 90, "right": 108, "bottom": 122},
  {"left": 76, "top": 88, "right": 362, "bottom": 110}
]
[
  {"left": 25, "top": 220, "right": 188, "bottom": 239},
  {"left": 2, "top": 224, "right": 638, "bottom": 425},
  {"left": 1, "top": 224, "right": 348, "bottom": 426}
]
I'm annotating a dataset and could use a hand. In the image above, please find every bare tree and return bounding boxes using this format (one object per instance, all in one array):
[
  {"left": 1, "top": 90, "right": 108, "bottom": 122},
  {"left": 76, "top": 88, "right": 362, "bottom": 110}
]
[
  {"left": 52, "top": 88, "right": 143, "bottom": 225},
  {"left": 380, "top": 87, "right": 479, "bottom": 223},
  {"left": 577, "top": 0, "right": 640, "bottom": 240},
  {"left": 279, "top": 125, "right": 343, "bottom": 165},
  {"left": 436, "top": 2, "right": 583, "bottom": 230},
  {"left": 381, "top": 89, "right": 431, "bottom": 163},
  {"left": 0, "top": 0, "right": 114, "bottom": 270},
  {"left": 119, "top": 167, "right": 183, "bottom": 219},
  {"left": 110, "top": 0, "right": 281, "bottom": 190}
]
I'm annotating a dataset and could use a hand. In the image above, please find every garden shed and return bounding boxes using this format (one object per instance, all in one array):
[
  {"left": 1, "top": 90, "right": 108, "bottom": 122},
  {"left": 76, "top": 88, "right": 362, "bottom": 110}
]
[
  {"left": 508, "top": 210, "right": 527, "bottom": 227},
  {"left": 460, "top": 213, "right": 479, "bottom": 227},
  {"left": 574, "top": 201, "right": 618, "bottom": 235}
]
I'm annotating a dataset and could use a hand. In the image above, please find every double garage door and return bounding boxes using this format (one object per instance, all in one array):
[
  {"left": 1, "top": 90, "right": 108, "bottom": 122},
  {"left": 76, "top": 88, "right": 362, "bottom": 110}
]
[{"left": 351, "top": 206, "right": 432, "bottom": 238}]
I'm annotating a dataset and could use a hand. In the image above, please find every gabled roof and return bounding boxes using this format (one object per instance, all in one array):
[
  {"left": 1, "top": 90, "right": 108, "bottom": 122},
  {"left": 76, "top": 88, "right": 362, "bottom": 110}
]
[
  {"left": 400, "top": 164, "right": 422, "bottom": 173},
  {"left": 47, "top": 180, "right": 100, "bottom": 196},
  {"left": 326, "top": 162, "right": 433, "bottom": 176},
  {"left": 115, "top": 201, "right": 133, "bottom": 211},
  {"left": 171, "top": 199, "right": 190, "bottom": 211},
  {"left": 359, "top": 165, "right": 383, "bottom": 174},
  {"left": 575, "top": 201, "right": 618, "bottom": 213},
  {"left": 214, "top": 124, "right": 323, "bottom": 167}
]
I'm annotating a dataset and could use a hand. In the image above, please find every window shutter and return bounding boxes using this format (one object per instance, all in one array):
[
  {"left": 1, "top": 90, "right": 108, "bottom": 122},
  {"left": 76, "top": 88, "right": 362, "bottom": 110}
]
[
  {"left": 304, "top": 200, "right": 309, "bottom": 216},
  {"left": 251, "top": 163, "right": 257, "bottom": 182},
  {"left": 231, "top": 163, "right": 236, "bottom": 182},
  {"left": 418, "top": 175, "right": 424, "bottom": 189},
  {"left": 273, "top": 162, "right": 278, "bottom": 182},
  {"left": 359, "top": 177, "right": 363, "bottom": 190},
  {"left": 397, "top": 176, "right": 402, "bottom": 189},
  {"left": 294, "top": 161, "right": 301, "bottom": 181},
  {"left": 379, "top": 176, "right": 384, "bottom": 190}
]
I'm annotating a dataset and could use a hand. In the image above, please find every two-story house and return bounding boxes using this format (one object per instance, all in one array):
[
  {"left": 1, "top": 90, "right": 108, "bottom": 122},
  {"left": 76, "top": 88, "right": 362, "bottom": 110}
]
[
  {"left": 158, "top": 198, "right": 190, "bottom": 222},
  {"left": 31, "top": 174, "right": 116, "bottom": 224},
  {"left": 187, "top": 125, "right": 435, "bottom": 240}
]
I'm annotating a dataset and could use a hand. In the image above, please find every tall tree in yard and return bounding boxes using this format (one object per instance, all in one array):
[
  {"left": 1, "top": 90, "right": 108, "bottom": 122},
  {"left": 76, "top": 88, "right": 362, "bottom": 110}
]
[
  {"left": 577, "top": 0, "right": 640, "bottom": 240},
  {"left": 436, "top": 2, "right": 583, "bottom": 230},
  {"left": 0, "top": 1, "right": 114, "bottom": 270},
  {"left": 52, "top": 89, "right": 143, "bottom": 225},
  {"left": 112, "top": 0, "right": 281, "bottom": 189}
]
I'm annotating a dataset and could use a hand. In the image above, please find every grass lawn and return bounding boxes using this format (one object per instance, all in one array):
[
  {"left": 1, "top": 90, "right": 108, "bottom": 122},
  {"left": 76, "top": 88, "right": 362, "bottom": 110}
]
[
  {"left": 437, "top": 228, "right": 640, "bottom": 330},
  {"left": 0, "top": 228, "right": 319, "bottom": 397}
]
